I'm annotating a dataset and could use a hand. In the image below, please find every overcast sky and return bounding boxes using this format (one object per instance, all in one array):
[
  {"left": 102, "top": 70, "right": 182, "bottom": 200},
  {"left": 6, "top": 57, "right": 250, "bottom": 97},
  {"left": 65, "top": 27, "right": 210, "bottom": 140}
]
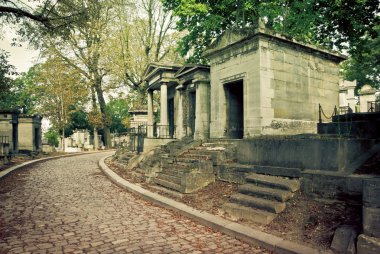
[{"left": 0, "top": 30, "right": 39, "bottom": 74}]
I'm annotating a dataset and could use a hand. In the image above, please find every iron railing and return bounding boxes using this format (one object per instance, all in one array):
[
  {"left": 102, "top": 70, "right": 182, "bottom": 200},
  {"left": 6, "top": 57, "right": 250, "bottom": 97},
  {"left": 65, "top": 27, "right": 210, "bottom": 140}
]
[
  {"left": 319, "top": 104, "right": 355, "bottom": 123},
  {"left": 115, "top": 126, "right": 145, "bottom": 154},
  {"left": 368, "top": 101, "right": 380, "bottom": 112},
  {"left": 151, "top": 124, "right": 175, "bottom": 139}
]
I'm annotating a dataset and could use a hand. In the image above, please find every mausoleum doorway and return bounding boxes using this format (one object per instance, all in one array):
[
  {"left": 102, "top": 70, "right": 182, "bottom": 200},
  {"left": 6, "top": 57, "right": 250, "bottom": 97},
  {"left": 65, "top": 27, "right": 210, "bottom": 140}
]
[{"left": 224, "top": 80, "right": 244, "bottom": 139}]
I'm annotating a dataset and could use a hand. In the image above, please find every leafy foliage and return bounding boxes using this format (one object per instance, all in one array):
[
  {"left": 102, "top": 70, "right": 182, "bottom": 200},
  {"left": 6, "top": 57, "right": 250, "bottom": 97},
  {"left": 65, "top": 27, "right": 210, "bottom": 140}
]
[
  {"left": 106, "top": 97, "right": 130, "bottom": 133},
  {"left": 44, "top": 128, "right": 59, "bottom": 146},
  {"left": 341, "top": 24, "right": 380, "bottom": 89},
  {"left": 0, "top": 50, "right": 17, "bottom": 109},
  {"left": 162, "top": 0, "right": 380, "bottom": 67},
  {"left": 0, "top": 0, "right": 88, "bottom": 35}
]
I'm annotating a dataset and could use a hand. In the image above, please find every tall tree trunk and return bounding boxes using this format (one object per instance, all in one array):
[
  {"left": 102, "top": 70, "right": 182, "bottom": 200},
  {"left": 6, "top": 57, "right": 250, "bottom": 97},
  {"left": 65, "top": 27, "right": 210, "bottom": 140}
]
[
  {"left": 94, "top": 75, "right": 111, "bottom": 148},
  {"left": 90, "top": 86, "right": 99, "bottom": 151}
]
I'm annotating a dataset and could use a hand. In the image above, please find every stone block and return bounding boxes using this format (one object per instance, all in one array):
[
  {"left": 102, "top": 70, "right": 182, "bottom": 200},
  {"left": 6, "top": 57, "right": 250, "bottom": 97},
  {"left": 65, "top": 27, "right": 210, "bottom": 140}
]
[
  {"left": 357, "top": 234, "right": 380, "bottom": 254},
  {"left": 363, "top": 179, "right": 380, "bottom": 208},
  {"left": 363, "top": 206, "right": 380, "bottom": 237},
  {"left": 331, "top": 225, "right": 357, "bottom": 253}
]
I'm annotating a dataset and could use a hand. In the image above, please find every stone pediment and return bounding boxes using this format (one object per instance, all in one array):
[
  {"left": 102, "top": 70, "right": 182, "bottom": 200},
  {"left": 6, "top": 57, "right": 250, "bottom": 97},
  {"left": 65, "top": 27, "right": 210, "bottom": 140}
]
[
  {"left": 206, "top": 29, "right": 254, "bottom": 56},
  {"left": 175, "top": 64, "right": 210, "bottom": 80},
  {"left": 143, "top": 62, "right": 182, "bottom": 81}
]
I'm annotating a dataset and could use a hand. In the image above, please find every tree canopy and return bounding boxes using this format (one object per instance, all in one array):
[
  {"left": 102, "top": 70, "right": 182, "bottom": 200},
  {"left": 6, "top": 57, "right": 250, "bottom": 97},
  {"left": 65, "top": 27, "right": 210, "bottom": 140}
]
[{"left": 162, "top": 0, "right": 380, "bottom": 87}]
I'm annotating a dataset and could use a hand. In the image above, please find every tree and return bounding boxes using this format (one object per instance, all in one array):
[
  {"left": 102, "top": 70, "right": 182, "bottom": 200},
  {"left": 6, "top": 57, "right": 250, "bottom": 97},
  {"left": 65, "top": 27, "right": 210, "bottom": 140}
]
[
  {"left": 0, "top": 50, "right": 17, "bottom": 109},
  {"left": 108, "top": 0, "right": 182, "bottom": 94},
  {"left": 34, "top": 57, "right": 88, "bottom": 151},
  {"left": 341, "top": 24, "right": 380, "bottom": 89},
  {"left": 162, "top": 0, "right": 380, "bottom": 66},
  {"left": 0, "top": 0, "right": 87, "bottom": 32},
  {"left": 29, "top": 0, "right": 115, "bottom": 148},
  {"left": 44, "top": 127, "right": 59, "bottom": 147},
  {"left": 106, "top": 96, "right": 130, "bottom": 133}
]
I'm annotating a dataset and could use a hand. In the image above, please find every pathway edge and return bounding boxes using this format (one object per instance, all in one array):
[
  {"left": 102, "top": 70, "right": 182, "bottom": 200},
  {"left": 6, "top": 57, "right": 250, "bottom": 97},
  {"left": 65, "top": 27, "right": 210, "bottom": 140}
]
[
  {"left": 0, "top": 151, "right": 112, "bottom": 179},
  {"left": 99, "top": 155, "right": 330, "bottom": 254}
]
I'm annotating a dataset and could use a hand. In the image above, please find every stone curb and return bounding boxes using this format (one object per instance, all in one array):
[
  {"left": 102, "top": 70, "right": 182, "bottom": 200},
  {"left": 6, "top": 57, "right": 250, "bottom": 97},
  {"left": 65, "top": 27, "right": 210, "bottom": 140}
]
[
  {"left": 99, "top": 155, "right": 331, "bottom": 254},
  {"left": 0, "top": 150, "right": 113, "bottom": 180}
]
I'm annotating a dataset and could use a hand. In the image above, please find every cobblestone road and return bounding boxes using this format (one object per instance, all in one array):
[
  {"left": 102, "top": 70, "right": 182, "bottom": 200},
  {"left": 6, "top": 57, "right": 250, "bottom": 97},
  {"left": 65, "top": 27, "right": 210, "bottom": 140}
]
[{"left": 0, "top": 152, "right": 270, "bottom": 254}]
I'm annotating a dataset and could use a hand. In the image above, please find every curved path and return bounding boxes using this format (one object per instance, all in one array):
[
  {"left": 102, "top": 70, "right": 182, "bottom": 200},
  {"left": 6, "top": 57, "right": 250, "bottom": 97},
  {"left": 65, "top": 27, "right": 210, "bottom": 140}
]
[{"left": 0, "top": 152, "right": 269, "bottom": 254}]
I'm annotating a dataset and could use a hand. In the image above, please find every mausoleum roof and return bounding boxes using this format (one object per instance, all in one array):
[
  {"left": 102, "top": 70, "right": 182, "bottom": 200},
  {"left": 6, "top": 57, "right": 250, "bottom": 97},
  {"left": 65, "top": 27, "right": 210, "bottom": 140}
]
[{"left": 204, "top": 22, "right": 347, "bottom": 62}]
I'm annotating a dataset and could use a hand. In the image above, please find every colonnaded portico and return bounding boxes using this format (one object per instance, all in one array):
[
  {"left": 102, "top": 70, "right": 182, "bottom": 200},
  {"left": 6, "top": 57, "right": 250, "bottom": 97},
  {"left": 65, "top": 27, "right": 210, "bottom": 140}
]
[{"left": 144, "top": 63, "right": 211, "bottom": 140}]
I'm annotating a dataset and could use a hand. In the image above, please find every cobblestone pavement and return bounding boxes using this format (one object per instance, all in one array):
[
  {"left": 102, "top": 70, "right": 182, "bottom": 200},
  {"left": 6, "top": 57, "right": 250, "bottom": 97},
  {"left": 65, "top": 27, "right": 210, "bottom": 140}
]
[{"left": 0, "top": 152, "right": 271, "bottom": 254}]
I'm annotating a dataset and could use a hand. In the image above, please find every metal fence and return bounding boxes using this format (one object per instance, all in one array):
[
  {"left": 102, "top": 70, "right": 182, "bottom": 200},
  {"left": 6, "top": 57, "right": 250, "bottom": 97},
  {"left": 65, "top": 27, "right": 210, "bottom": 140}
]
[
  {"left": 368, "top": 101, "right": 380, "bottom": 112},
  {"left": 115, "top": 126, "right": 144, "bottom": 154},
  {"left": 151, "top": 124, "right": 175, "bottom": 139}
]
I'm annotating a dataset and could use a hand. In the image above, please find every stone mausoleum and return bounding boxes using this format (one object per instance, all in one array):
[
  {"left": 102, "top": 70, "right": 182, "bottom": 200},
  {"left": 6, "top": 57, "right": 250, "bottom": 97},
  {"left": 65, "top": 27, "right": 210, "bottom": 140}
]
[
  {"left": 145, "top": 21, "right": 346, "bottom": 140},
  {"left": 0, "top": 111, "right": 42, "bottom": 155}
]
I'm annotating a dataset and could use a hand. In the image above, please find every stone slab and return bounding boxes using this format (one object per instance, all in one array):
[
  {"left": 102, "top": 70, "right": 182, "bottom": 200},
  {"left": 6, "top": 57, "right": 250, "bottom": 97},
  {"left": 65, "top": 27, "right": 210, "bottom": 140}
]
[
  {"left": 363, "top": 178, "right": 380, "bottom": 208},
  {"left": 331, "top": 225, "right": 357, "bottom": 253},
  {"left": 363, "top": 206, "right": 380, "bottom": 237},
  {"left": 357, "top": 234, "right": 380, "bottom": 254}
]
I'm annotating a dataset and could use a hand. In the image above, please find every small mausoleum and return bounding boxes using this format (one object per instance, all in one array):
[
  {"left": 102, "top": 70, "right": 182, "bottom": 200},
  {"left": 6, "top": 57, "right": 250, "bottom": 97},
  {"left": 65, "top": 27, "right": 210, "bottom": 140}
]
[
  {"left": 129, "top": 109, "right": 148, "bottom": 129},
  {"left": 18, "top": 115, "right": 42, "bottom": 153},
  {"left": 0, "top": 110, "right": 19, "bottom": 155},
  {"left": 204, "top": 21, "right": 346, "bottom": 138}
]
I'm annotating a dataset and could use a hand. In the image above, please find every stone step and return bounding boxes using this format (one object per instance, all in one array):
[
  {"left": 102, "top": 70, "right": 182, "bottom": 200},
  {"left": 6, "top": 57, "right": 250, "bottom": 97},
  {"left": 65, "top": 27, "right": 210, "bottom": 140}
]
[
  {"left": 230, "top": 193, "right": 286, "bottom": 214},
  {"left": 153, "top": 178, "right": 183, "bottom": 192},
  {"left": 222, "top": 202, "right": 276, "bottom": 225},
  {"left": 226, "top": 163, "right": 301, "bottom": 178},
  {"left": 180, "top": 153, "right": 212, "bottom": 161},
  {"left": 156, "top": 173, "right": 181, "bottom": 185},
  {"left": 175, "top": 157, "right": 200, "bottom": 164},
  {"left": 161, "top": 167, "right": 186, "bottom": 176},
  {"left": 191, "top": 147, "right": 226, "bottom": 152},
  {"left": 246, "top": 173, "right": 300, "bottom": 192},
  {"left": 238, "top": 184, "right": 294, "bottom": 202},
  {"left": 187, "top": 149, "right": 226, "bottom": 164},
  {"left": 202, "top": 142, "right": 235, "bottom": 148},
  {"left": 251, "top": 165, "right": 301, "bottom": 178}
]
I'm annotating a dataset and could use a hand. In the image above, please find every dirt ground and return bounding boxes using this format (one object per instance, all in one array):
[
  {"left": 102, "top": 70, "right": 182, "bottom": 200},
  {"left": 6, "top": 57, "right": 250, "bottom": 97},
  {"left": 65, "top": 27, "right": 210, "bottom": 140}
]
[{"left": 105, "top": 157, "right": 362, "bottom": 252}]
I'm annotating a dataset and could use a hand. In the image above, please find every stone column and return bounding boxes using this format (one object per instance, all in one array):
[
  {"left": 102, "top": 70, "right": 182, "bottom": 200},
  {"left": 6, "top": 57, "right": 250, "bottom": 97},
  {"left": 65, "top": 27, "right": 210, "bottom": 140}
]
[
  {"left": 175, "top": 84, "right": 185, "bottom": 139},
  {"left": 147, "top": 89, "right": 154, "bottom": 138},
  {"left": 160, "top": 82, "right": 169, "bottom": 126},
  {"left": 194, "top": 80, "right": 210, "bottom": 140}
]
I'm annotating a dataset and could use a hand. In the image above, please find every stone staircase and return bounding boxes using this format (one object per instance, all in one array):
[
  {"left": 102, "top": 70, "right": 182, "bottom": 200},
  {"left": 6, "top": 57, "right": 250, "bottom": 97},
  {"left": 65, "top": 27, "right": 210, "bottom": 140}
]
[
  {"left": 153, "top": 140, "right": 237, "bottom": 193},
  {"left": 153, "top": 155, "right": 214, "bottom": 193},
  {"left": 222, "top": 169, "right": 300, "bottom": 225},
  {"left": 152, "top": 139, "right": 301, "bottom": 225}
]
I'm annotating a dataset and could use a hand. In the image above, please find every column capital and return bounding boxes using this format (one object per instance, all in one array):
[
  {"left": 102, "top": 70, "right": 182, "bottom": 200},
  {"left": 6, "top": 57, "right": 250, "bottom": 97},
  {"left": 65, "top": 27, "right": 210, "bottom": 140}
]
[{"left": 192, "top": 79, "right": 210, "bottom": 85}]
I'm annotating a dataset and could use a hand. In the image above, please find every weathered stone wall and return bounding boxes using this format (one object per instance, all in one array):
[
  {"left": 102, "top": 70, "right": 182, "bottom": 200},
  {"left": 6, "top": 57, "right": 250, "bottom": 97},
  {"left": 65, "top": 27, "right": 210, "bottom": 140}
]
[
  {"left": 18, "top": 116, "right": 42, "bottom": 152},
  {"left": 236, "top": 137, "right": 376, "bottom": 171},
  {"left": 259, "top": 36, "right": 341, "bottom": 135}
]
